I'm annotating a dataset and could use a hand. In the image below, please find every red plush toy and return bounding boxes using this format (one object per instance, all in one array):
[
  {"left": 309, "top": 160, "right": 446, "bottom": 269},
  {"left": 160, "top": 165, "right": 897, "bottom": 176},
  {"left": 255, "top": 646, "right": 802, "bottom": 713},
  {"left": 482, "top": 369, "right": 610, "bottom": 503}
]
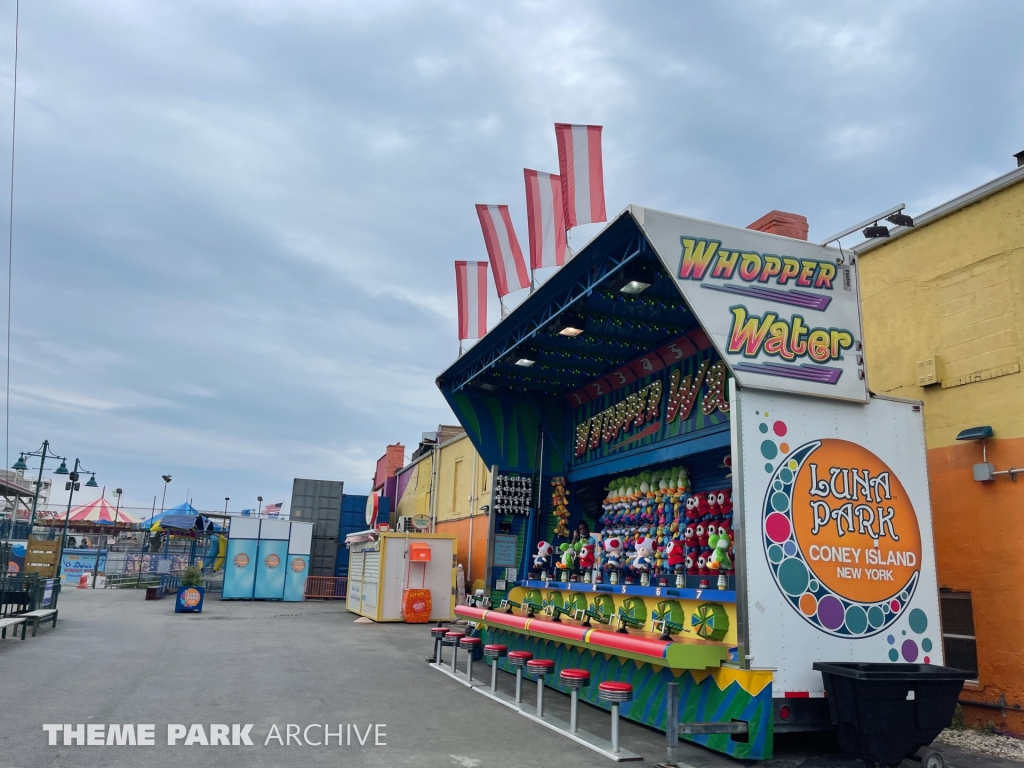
[
  {"left": 683, "top": 524, "right": 697, "bottom": 548},
  {"left": 666, "top": 539, "right": 685, "bottom": 569},
  {"left": 578, "top": 542, "right": 596, "bottom": 570},
  {"left": 685, "top": 494, "right": 701, "bottom": 521},
  {"left": 695, "top": 492, "right": 711, "bottom": 518},
  {"left": 716, "top": 489, "right": 733, "bottom": 517},
  {"left": 706, "top": 491, "right": 719, "bottom": 520},
  {"left": 696, "top": 522, "right": 710, "bottom": 548},
  {"left": 684, "top": 553, "right": 698, "bottom": 576},
  {"left": 697, "top": 551, "right": 710, "bottom": 576}
]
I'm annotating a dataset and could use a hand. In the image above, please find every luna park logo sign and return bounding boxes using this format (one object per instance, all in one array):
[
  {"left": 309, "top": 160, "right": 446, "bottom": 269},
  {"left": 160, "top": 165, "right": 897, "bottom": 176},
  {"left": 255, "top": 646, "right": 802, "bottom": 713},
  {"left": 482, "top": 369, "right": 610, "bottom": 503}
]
[{"left": 760, "top": 428, "right": 921, "bottom": 638}]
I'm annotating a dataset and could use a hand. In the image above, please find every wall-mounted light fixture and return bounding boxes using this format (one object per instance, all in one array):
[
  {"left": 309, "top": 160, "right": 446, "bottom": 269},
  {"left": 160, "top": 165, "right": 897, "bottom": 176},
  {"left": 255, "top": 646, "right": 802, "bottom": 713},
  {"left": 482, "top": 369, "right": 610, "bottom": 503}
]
[{"left": 956, "top": 426, "right": 1023, "bottom": 482}]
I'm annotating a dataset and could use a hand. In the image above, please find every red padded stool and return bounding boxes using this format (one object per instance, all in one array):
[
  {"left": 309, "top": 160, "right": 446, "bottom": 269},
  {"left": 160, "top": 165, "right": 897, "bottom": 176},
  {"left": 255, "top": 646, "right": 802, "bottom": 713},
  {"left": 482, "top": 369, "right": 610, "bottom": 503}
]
[
  {"left": 483, "top": 644, "right": 507, "bottom": 692},
  {"left": 459, "top": 636, "right": 481, "bottom": 682},
  {"left": 598, "top": 681, "right": 633, "bottom": 753},
  {"left": 507, "top": 650, "right": 533, "bottom": 704},
  {"left": 430, "top": 626, "right": 449, "bottom": 664},
  {"left": 444, "top": 631, "right": 465, "bottom": 674},
  {"left": 559, "top": 668, "right": 591, "bottom": 732},
  {"left": 526, "top": 659, "right": 555, "bottom": 716}
]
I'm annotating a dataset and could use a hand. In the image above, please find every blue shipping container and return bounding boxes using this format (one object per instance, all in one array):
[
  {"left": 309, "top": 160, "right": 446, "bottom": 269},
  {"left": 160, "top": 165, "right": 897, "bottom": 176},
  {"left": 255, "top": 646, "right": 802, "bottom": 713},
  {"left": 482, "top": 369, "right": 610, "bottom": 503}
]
[{"left": 334, "top": 495, "right": 390, "bottom": 577}]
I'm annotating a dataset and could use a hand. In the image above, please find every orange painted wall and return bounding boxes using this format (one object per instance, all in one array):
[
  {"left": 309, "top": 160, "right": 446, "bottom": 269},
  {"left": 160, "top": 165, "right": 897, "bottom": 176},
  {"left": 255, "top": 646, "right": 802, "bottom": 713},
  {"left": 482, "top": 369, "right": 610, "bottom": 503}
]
[
  {"left": 435, "top": 516, "right": 489, "bottom": 592},
  {"left": 929, "top": 436, "right": 1024, "bottom": 731}
]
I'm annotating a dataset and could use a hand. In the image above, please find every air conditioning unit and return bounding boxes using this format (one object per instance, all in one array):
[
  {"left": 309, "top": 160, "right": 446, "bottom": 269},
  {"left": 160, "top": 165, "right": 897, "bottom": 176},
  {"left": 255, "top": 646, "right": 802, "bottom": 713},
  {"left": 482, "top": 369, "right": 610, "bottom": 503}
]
[{"left": 397, "top": 516, "right": 415, "bottom": 533}]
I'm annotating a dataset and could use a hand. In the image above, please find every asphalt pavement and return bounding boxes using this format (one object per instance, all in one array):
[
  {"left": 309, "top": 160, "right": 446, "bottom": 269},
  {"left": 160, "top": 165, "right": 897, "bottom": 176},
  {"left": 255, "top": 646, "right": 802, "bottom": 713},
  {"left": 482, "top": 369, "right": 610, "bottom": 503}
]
[{"left": 0, "top": 589, "right": 1014, "bottom": 768}]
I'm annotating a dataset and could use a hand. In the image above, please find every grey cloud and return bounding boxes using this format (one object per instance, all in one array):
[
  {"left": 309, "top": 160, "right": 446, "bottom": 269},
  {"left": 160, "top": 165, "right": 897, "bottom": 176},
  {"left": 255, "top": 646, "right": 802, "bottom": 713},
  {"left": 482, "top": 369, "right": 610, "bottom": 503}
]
[{"left": 0, "top": 0, "right": 1019, "bottom": 511}]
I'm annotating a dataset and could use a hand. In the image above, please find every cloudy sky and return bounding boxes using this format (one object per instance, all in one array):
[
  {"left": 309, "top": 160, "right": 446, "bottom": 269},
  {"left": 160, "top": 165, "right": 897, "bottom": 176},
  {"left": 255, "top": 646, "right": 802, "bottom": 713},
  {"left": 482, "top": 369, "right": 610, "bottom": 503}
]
[{"left": 0, "top": 0, "right": 1020, "bottom": 515}]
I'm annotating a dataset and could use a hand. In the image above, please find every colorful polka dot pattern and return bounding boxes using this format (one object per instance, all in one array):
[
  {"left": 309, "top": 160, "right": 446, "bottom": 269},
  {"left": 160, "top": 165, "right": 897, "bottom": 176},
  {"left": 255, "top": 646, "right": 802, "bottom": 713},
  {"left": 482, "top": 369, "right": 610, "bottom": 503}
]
[
  {"left": 885, "top": 608, "right": 935, "bottom": 664},
  {"left": 757, "top": 412, "right": 919, "bottom": 640}
]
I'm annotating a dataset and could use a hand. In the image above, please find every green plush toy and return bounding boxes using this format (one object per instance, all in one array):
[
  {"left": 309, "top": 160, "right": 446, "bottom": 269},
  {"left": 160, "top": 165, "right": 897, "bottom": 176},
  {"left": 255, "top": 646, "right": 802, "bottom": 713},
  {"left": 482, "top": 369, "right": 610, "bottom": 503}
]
[
  {"left": 707, "top": 528, "right": 732, "bottom": 571},
  {"left": 559, "top": 543, "right": 576, "bottom": 570}
]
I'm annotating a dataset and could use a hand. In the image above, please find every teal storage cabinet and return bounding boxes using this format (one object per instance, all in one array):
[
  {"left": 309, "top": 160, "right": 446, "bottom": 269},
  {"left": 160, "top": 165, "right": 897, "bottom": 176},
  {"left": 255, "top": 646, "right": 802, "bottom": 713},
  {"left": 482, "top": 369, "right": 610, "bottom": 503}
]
[
  {"left": 253, "top": 519, "right": 290, "bottom": 600},
  {"left": 254, "top": 539, "right": 288, "bottom": 598},
  {"left": 284, "top": 555, "right": 310, "bottom": 601},
  {"left": 284, "top": 522, "right": 313, "bottom": 602},
  {"left": 223, "top": 537, "right": 258, "bottom": 599}
]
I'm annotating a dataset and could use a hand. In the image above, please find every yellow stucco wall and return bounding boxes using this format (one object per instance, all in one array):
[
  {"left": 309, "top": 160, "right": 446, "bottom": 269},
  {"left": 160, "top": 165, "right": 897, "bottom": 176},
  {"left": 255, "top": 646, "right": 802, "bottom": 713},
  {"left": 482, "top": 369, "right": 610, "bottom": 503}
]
[
  {"left": 859, "top": 178, "right": 1024, "bottom": 448},
  {"left": 394, "top": 453, "right": 432, "bottom": 521},
  {"left": 435, "top": 434, "right": 491, "bottom": 523},
  {"left": 393, "top": 435, "right": 493, "bottom": 591},
  {"left": 859, "top": 176, "right": 1024, "bottom": 729}
]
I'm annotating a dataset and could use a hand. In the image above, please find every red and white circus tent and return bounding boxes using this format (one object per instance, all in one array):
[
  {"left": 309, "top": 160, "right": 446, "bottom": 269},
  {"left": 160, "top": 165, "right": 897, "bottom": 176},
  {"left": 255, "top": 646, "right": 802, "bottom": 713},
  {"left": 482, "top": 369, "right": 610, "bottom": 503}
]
[{"left": 65, "top": 498, "right": 142, "bottom": 525}]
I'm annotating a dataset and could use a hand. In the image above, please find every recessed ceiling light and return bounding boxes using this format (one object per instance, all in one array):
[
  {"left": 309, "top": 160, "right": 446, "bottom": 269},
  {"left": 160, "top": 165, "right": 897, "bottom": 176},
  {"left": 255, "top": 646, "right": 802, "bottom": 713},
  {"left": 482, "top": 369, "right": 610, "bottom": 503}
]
[
  {"left": 514, "top": 357, "right": 536, "bottom": 367},
  {"left": 619, "top": 279, "right": 651, "bottom": 295},
  {"left": 610, "top": 263, "right": 654, "bottom": 295},
  {"left": 553, "top": 312, "right": 586, "bottom": 337}
]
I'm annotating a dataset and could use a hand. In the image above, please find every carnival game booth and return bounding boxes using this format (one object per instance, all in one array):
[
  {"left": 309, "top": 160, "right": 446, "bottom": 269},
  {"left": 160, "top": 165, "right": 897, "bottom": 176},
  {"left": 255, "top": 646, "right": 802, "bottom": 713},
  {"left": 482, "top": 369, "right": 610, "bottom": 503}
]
[{"left": 436, "top": 207, "right": 944, "bottom": 760}]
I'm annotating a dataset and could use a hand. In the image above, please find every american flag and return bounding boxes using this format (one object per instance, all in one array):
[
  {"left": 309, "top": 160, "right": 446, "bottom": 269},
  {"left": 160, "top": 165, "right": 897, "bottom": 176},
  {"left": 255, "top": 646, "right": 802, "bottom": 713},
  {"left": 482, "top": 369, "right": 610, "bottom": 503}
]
[{"left": 263, "top": 502, "right": 283, "bottom": 518}]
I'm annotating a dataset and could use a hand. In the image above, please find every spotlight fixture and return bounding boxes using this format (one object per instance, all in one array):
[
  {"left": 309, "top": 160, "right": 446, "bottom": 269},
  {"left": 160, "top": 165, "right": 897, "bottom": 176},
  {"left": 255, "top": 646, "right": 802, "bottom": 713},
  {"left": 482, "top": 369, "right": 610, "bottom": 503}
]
[
  {"left": 514, "top": 357, "right": 536, "bottom": 367},
  {"left": 610, "top": 262, "right": 654, "bottom": 295},
  {"left": 862, "top": 223, "right": 890, "bottom": 238},
  {"left": 552, "top": 313, "right": 586, "bottom": 337},
  {"left": 886, "top": 212, "right": 915, "bottom": 228}
]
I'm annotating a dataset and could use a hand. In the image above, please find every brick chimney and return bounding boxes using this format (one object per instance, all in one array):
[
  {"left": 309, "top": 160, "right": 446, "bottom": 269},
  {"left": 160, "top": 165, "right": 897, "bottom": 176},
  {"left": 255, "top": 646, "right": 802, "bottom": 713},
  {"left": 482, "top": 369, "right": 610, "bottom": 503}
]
[{"left": 747, "top": 210, "right": 808, "bottom": 241}]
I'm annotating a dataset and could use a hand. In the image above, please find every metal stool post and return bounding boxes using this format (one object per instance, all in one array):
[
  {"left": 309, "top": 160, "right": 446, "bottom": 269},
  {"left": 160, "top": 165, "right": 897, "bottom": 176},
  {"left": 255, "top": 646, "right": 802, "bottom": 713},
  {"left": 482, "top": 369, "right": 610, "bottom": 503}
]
[
  {"left": 444, "top": 631, "right": 465, "bottom": 674},
  {"left": 507, "top": 651, "right": 533, "bottom": 704},
  {"left": 430, "top": 626, "right": 448, "bottom": 664},
  {"left": 526, "top": 659, "right": 555, "bottom": 716},
  {"left": 483, "top": 644, "right": 507, "bottom": 692},
  {"left": 598, "top": 681, "right": 634, "bottom": 754},
  {"left": 559, "top": 668, "right": 591, "bottom": 733},
  {"left": 460, "top": 637, "right": 481, "bottom": 681}
]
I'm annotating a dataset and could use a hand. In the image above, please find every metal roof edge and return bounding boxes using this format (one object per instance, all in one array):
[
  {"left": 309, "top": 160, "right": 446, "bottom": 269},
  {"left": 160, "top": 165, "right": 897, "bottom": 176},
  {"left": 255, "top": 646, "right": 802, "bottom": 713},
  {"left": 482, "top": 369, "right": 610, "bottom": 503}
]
[
  {"left": 853, "top": 164, "right": 1024, "bottom": 255},
  {"left": 395, "top": 432, "right": 469, "bottom": 476}
]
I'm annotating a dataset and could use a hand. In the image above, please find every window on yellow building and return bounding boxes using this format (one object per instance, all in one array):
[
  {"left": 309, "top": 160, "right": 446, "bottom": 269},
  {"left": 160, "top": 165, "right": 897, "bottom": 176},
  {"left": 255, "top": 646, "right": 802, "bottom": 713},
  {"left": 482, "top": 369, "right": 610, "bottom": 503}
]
[
  {"left": 452, "top": 458, "right": 463, "bottom": 517},
  {"left": 940, "top": 588, "right": 978, "bottom": 680}
]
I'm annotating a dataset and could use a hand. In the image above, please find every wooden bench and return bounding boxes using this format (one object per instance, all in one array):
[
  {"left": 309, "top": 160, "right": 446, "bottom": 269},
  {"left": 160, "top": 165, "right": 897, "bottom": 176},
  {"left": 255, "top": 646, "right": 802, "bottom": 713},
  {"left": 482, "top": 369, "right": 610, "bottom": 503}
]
[
  {"left": 0, "top": 616, "right": 27, "bottom": 640},
  {"left": 21, "top": 608, "right": 58, "bottom": 637}
]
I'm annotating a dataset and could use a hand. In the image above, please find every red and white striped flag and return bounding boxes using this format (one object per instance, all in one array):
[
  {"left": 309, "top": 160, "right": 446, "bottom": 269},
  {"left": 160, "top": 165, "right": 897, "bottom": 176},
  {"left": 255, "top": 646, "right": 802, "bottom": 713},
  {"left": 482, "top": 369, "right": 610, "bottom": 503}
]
[
  {"left": 555, "top": 123, "right": 606, "bottom": 229},
  {"left": 475, "top": 204, "right": 530, "bottom": 297},
  {"left": 455, "top": 261, "right": 488, "bottom": 341},
  {"left": 524, "top": 169, "right": 568, "bottom": 270}
]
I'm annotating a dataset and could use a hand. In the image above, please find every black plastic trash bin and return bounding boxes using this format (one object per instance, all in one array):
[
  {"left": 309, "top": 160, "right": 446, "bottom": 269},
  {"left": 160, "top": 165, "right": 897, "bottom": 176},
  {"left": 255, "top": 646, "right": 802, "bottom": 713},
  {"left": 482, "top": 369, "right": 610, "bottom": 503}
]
[{"left": 813, "top": 662, "right": 970, "bottom": 768}]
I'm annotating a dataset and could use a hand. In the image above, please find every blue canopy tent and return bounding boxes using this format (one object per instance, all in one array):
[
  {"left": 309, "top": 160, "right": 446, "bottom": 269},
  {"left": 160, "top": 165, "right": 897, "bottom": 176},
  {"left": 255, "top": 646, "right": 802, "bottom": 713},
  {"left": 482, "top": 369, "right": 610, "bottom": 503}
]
[{"left": 145, "top": 502, "right": 221, "bottom": 531}]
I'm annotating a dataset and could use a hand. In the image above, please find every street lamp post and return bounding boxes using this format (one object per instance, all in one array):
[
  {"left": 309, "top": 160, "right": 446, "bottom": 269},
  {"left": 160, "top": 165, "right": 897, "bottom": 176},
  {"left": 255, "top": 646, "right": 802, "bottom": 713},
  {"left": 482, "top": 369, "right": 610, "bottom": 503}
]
[
  {"left": 56, "top": 459, "right": 97, "bottom": 580},
  {"left": 12, "top": 440, "right": 67, "bottom": 532},
  {"left": 113, "top": 488, "right": 122, "bottom": 528},
  {"left": 257, "top": 496, "right": 263, "bottom": 518},
  {"left": 224, "top": 497, "right": 229, "bottom": 515},
  {"left": 159, "top": 475, "right": 172, "bottom": 518}
]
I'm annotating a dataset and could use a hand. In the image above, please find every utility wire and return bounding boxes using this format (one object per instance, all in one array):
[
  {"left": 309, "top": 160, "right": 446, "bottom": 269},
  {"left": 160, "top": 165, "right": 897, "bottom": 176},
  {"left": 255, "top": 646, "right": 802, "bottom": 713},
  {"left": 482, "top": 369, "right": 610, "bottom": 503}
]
[{"left": 5, "top": 0, "right": 18, "bottom": 476}]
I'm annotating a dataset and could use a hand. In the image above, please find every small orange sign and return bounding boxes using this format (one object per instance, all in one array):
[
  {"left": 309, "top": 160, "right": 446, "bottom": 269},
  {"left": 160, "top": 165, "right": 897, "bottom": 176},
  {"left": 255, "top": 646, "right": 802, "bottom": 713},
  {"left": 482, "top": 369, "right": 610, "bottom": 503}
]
[
  {"left": 290, "top": 558, "right": 306, "bottom": 573},
  {"left": 264, "top": 554, "right": 281, "bottom": 569},
  {"left": 233, "top": 553, "right": 249, "bottom": 568},
  {"left": 402, "top": 588, "right": 432, "bottom": 623},
  {"left": 181, "top": 588, "right": 202, "bottom": 607}
]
